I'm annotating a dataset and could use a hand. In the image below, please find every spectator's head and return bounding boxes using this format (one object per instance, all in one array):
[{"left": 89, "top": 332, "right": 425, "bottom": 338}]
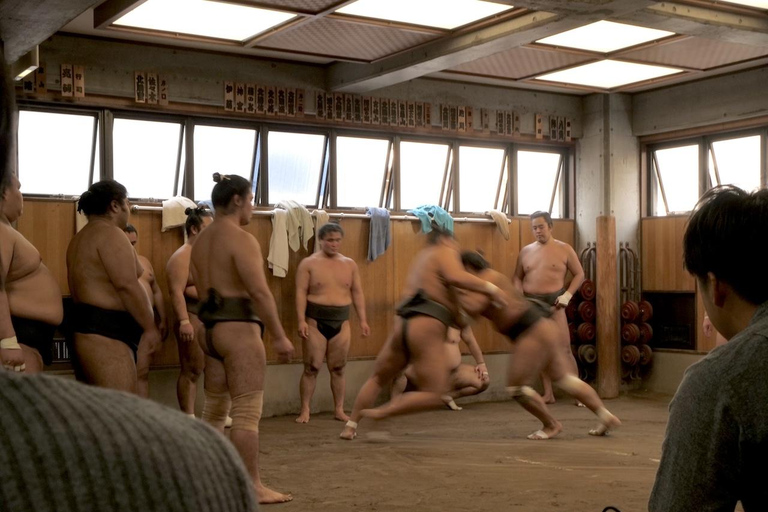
[
  {"left": 77, "top": 180, "right": 130, "bottom": 227},
  {"left": 184, "top": 206, "right": 213, "bottom": 237},
  {"left": 684, "top": 185, "right": 768, "bottom": 333},
  {"left": 211, "top": 173, "right": 252, "bottom": 224},
  {"left": 530, "top": 211, "right": 553, "bottom": 243}
]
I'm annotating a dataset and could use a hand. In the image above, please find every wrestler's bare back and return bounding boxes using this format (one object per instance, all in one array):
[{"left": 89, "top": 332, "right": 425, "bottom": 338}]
[
  {"left": 303, "top": 252, "right": 355, "bottom": 306},
  {"left": 190, "top": 220, "right": 258, "bottom": 300},
  {"left": 518, "top": 240, "right": 573, "bottom": 294},
  {"left": 67, "top": 221, "right": 142, "bottom": 310},
  {"left": 401, "top": 244, "right": 462, "bottom": 318}
]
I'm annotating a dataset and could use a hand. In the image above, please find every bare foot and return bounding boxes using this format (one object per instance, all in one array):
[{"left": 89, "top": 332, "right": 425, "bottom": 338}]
[
  {"left": 527, "top": 421, "right": 562, "bottom": 440},
  {"left": 225, "top": 416, "right": 233, "bottom": 428},
  {"left": 339, "top": 425, "right": 357, "bottom": 440},
  {"left": 442, "top": 395, "right": 462, "bottom": 411},
  {"left": 543, "top": 395, "right": 556, "bottom": 405},
  {"left": 256, "top": 484, "right": 292, "bottom": 504},
  {"left": 575, "top": 401, "right": 586, "bottom": 407},
  {"left": 335, "top": 410, "right": 350, "bottom": 422},
  {"left": 589, "top": 411, "right": 621, "bottom": 436},
  {"left": 295, "top": 410, "right": 310, "bottom": 424}
]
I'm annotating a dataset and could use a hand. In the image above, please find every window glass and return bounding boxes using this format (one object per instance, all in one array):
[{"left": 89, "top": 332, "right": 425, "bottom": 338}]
[
  {"left": 336, "top": 136, "right": 390, "bottom": 208},
  {"left": 400, "top": 141, "right": 450, "bottom": 210},
  {"left": 652, "top": 144, "right": 698, "bottom": 215},
  {"left": 459, "top": 146, "right": 506, "bottom": 212},
  {"left": 709, "top": 135, "right": 761, "bottom": 192},
  {"left": 516, "top": 150, "right": 563, "bottom": 217},
  {"left": 194, "top": 125, "right": 256, "bottom": 201},
  {"left": 268, "top": 131, "right": 326, "bottom": 205},
  {"left": 17, "top": 110, "right": 98, "bottom": 195},
  {"left": 113, "top": 118, "right": 182, "bottom": 199}
]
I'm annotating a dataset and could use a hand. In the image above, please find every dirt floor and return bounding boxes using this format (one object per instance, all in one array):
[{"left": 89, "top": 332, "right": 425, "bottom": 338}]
[{"left": 256, "top": 392, "right": 672, "bottom": 512}]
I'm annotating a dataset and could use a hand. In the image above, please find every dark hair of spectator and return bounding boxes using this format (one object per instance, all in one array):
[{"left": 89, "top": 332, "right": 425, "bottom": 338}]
[{"left": 683, "top": 185, "right": 768, "bottom": 305}]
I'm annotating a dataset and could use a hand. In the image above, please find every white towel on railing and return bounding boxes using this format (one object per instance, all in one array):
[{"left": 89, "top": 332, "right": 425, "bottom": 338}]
[
  {"left": 312, "top": 210, "right": 330, "bottom": 253},
  {"left": 161, "top": 196, "right": 197, "bottom": 232},
  {"left": 277, "top": 200, "right": 313, "bottom": 251},
  {"left": 486, "top": 209, "right": 509, "bottom": 240},
  {"left": 268, "top": 209, "right": 289, "bottom": 278}
]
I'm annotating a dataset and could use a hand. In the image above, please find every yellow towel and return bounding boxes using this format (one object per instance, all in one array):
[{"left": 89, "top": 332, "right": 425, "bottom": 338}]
[
  {"left": 161, "top": 196, "right": 197, "bottom": 232},
  {"left": 487, "top": 209, "right": 509, "bottom": 240},
  {"left": 268, "top": 209, "right": 289, "bottom": 278}
]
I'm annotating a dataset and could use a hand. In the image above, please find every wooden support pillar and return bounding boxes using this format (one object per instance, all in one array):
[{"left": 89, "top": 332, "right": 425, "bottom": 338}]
[{"left": 596, "top": 215, "right": 619, "bottom": 398}]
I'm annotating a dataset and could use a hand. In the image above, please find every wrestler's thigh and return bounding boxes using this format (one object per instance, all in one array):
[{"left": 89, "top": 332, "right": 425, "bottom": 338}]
[
  {"left": 177, "top": 315, "right": 205, "bottom": 372},
  {"left": 304, "top": 319, "right": 328, "bottom": 366},
  {"left": 212, "top": 322, "right": 266, "bottom": 395},
  {"left": 450, "top": 364, "right": 482, "bottom": 390},
  {"left": 406, "top": 318, "right": 450, "bottom": 393},
  {"left": 506, "top": 320, "right": 558, "bottom": 386},
  {"left": 73, "top": 333, "right": 137, "bottom": 393},
  {"left": 370, "top": 319, "right": 409, "bottom": 382},
  {"left": 326, "top": 322, "right": 351, "bottom": 369},
  {"left": 19, "top": 344, "right": 43, "bottom": 374},
  {"left": 203, "top": 354, "right": 228, "bottom": 394}
]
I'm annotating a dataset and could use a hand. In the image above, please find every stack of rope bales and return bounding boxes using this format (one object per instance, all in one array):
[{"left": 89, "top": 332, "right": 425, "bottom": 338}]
[
  {"left": 569, "top": 278, "right": 597, "bottom": 382},
  {"left": 620, "top": 299, "right": 655, "bottom": 381}
]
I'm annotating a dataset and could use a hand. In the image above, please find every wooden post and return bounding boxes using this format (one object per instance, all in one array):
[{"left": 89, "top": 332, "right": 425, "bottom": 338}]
[{"left": 596, "top": 215, "right": 620, "bottom": 398}]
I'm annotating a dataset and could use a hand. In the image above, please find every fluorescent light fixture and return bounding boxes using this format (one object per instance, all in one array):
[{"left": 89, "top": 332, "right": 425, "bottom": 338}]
[
  {"left": 113, "top": 0, "right": 297, "bottom": 41},
  {"left": 336, "top": 0, "right": 511, "bottom": 30},
  {"left": 536, "top": 21, "right": 675, "bottom": 53},
  {"left": 718, "top": 0, "right": 768, "bottom": 8},
  {"left": 535, "top": 60, "right": 683, "bottom": 89},
  {"left": 12, "top": 46, "right": 39, "bottom": 81}
]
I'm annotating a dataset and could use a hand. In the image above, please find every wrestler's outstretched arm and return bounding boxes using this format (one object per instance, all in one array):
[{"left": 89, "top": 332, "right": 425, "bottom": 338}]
[
  {"left": 234, "top": 232, "right": 294, "bottom": 362},
  {"left": 440, "top": 249, "right": 507, "bottom": 306}
]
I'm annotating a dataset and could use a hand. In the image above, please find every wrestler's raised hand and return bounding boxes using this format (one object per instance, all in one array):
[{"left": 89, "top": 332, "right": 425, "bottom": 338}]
[
  {"left": 298, "top": 320, "right": 309, "bottom": 339},
  {"left": 273, "top": 335, "right": 295, "bottom": 363}
]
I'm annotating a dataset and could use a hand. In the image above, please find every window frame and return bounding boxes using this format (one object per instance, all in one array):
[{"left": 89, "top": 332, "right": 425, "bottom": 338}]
[
  {"left": 16, "top": 104, "right": 102, "bottom": 198},
  {"left": 511, "top": 144, "right": 571, "bottom": 218},
  {"left": 16, "top": 101, "right": 576, "bottom": 218},
  {"left": 643, "top": 127, "right": 768, "bottom": 217}
]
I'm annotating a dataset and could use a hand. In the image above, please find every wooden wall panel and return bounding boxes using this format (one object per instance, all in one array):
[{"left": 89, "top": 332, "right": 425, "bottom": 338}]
[
  {"left": 26, "top": 200, "right": 576, "bottom": 366},
  {"left": 16, "top": 199, "right": 77, "bottom": 295},
  {"left": 641, "top": 217, "right": 695, "bottom": 292}
]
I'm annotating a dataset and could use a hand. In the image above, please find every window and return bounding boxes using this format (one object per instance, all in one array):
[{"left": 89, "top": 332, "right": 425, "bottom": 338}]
[
  {"left": 516, "top": 150, "right": 563, "bottom": 217},
  {"left": 17, "top": 110, "right": 98, "bottom": 196},
  {"left": 267, "top": 131, "right": 327, "bottom": 206},
  {"left": 708, "top": 135, "right": 761, "bottom": 192},
  {"left": 336, "top": 136, "right": 391, "bottom": 208},
  {"left": 399, "top": 141, "right": 451, "bottom": 210},
  {"left": 113, "top": 118, "right": 183, "bottom": 199},
  {"left": 651, "top": 144, "right": 699, "bottom": 215},
  {"left": 194, "top": 124, "right": 257, "bottom": 201},
  {"left": 458, "top": 145, "right": 506, "bottom": 213}
]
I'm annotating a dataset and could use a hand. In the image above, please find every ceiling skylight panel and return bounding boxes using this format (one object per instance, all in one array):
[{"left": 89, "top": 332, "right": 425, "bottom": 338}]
[
  {"left": 336, "top": 0, "right": 512, "bottom": 30},
  {"left": 536, "top": 21, "right": 675, "bottom": 53},
  {"left": 534, "top": 60, "right": 683, "bottom": 89},
  {"left": 113, "top": 0, "right": 297, "bottom": 42}
]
